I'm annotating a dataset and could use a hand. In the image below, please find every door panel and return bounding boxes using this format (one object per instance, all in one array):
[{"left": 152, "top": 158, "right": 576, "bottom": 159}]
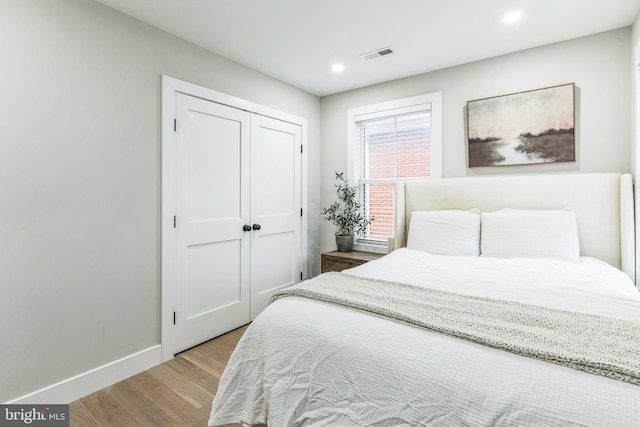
[
  {"left": 250, "top": 115, "right": 302, "bottom": 318},
  {"left": 175, "top": 93, "right": 251, "bottom": 353},
  {"left": 251, "top": 231, "right": 296, "bottom": 294},
  {"left": 253, "top": 130, "right": 295, "bottom": 216},
  {"left": 186, "top": 241, "right": 241, "bottom": 318},
  {"left": 185, "top": 109, "right": 242, "bottom": 221}
]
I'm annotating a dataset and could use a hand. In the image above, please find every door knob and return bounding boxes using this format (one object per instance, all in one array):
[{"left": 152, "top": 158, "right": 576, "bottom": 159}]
[
  {"left": 243, "top": 225, "right": 251, "bottom": 232},
  {"left": 252, "top": 224, "right": 261, "bottom": 231}
]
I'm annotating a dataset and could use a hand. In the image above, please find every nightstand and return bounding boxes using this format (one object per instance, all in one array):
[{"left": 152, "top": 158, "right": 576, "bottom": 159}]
[{"left": 321, "top": 250, "right": 384, "bottom": 273}]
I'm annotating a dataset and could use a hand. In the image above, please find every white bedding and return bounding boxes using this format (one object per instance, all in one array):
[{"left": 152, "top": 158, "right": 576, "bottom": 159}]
[{"left": 209, "top": 249, "right": 640, "bottom": 426}]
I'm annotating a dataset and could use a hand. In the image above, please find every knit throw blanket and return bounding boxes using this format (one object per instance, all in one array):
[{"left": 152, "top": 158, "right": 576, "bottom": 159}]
[{"left": 270, "top": 272, "right": 640, "bottom": 386}]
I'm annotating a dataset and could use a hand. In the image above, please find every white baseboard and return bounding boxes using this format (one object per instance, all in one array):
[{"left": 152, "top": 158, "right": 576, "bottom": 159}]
[{"left": 6, "top": 345, "right": 162, "bottom": 404}]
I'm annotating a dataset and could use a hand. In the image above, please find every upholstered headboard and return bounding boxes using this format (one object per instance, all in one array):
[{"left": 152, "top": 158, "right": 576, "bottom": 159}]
[{"left": 392, "top": 173, "right": 635, "bottom": 281}]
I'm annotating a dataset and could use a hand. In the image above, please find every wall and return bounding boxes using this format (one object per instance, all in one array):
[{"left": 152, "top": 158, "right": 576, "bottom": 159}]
[
  {"left": 0, "top": 0, "right": 321, "bottom": 402},
  {"left": 320, "top": 28, "right": 632, "bottom": 254},
  {"left": 632, "top": 12, "right": 640, "bottom": 284},
  {"left": 634, "top": 17, "right": 640, "bottom": 178},
  {"left": 633, "top": 13, "right": 640, "bottom": 175}
]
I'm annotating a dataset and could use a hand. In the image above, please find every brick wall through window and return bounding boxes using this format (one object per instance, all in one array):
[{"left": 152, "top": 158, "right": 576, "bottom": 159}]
[{"left": 360, "top": 112, "right": 431, "bottom": 239}]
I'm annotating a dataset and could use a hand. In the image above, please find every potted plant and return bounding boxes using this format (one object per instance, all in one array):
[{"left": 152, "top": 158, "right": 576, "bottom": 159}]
[{"left": 321, "top": 172, "right": 373, "bottom": 252}]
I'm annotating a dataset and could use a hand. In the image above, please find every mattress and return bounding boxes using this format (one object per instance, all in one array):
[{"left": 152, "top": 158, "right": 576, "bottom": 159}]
[{"left": 209, "top": 248, "right": 640, "bottom": 426}]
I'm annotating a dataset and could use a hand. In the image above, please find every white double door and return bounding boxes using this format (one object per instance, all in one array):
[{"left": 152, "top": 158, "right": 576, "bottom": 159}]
[{"left": 174, "top": 93, "right": 302, "bottom": 353}]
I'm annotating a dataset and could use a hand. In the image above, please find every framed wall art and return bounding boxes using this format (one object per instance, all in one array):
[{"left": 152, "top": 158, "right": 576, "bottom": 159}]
[{"left": 467, "top": 83, "right": 575, "bottom": 167}]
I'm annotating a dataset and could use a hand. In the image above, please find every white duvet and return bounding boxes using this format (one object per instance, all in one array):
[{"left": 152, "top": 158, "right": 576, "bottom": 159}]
[{"left": 209, "top": 249, "right": 640, "bottom": 426}]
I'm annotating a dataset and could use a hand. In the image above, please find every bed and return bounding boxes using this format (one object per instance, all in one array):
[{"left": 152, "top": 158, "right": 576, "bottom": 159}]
[{"left": 209, "top": 173, "right": 640, "bottom": 426}]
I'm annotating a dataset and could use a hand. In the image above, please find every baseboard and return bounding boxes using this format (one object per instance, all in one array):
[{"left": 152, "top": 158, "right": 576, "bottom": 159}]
[{"left": 6, "top": 345, "right": 162, "bottom": 404}]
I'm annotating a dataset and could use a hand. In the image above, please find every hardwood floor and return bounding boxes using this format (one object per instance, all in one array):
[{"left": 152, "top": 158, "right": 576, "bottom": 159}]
[{"left": 69, "top": 325, "right": 249, "bottom": 427}]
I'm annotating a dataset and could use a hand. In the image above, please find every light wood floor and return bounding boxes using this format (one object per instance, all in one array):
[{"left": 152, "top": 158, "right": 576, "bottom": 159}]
[{"left": 69, "top": 324, "right": 249, "bottom": 427}]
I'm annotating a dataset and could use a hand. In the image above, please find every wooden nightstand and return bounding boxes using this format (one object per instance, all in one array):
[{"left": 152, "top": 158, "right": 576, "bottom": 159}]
[{"left": 321, "top": 250, "right": 384, "bottom": 273}]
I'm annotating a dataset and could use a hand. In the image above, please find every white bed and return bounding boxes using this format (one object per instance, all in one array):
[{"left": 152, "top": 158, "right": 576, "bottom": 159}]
[{"left": 209, "top": 173, "right": 640, "bottom": 426}]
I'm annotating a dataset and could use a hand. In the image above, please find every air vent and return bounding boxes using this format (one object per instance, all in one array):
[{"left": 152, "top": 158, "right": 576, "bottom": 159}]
[{"left": 360, "top": 46, "right": 394, "bottom": 61}]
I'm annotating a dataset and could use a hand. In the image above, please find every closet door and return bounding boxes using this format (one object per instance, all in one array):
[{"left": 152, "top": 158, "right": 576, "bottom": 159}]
[
  {"left": 250, "top": 114, "right": 302, "bottom": 318},
  {"left": 174, "top": 93, "right": 251, "bottom": 353}
]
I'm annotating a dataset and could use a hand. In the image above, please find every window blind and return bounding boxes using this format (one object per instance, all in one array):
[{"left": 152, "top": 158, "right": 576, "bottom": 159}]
[{"left": 356, "top": 110, "right": 432, "bottom": 240}]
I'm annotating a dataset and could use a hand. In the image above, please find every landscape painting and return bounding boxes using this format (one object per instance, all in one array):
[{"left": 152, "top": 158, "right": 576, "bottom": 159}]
[{"left": 467, "top": 83, "right": 575, "bottom": 167}]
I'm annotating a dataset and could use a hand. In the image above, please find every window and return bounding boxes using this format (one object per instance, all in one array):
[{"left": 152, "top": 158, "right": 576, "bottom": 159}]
[{"left": 347, "top": 92, "right": 442, "bottom": 250}]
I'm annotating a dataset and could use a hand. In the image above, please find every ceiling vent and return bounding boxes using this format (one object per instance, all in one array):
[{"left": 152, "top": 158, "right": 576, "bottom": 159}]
[{"left": 360, "top": 46, "right": 394, "bottom": 61}]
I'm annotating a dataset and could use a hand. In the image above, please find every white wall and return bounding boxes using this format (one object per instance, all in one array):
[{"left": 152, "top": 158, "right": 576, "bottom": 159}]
[
  {"left": 631, "top": 13, "right": 640, "bottom": 284},
  {"left": 0, "top": 0, "right": 321, "bottom": 402},
  {"left": 320, "top": 28, "right": 633, "bottom": 254}
]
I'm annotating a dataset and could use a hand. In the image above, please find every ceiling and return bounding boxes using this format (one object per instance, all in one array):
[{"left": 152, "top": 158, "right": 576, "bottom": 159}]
[{"left": 94, "top": 0, "right": 640, "bottom": 97}]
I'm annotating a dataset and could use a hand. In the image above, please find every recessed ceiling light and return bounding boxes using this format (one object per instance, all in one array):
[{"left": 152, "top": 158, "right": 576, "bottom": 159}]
[
  {"left": 503, "top": 11, "right": 522, "bottom": 24},
  {"left": 332, "top": 63, "right": 345, "bottom": 74}
]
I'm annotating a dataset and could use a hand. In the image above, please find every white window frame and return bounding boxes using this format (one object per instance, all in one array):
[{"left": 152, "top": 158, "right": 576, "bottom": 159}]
[{"left": 347, "top": 92, "right": 443, "bottom": 253}]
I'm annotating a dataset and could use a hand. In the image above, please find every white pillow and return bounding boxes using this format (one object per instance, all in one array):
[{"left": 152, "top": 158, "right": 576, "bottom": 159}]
[
  {"left": 407, "top": 209, "right": 481, "bottom": 256},
  {"left": 480, "top": 209, "right": 580, "bottom": 262}
]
